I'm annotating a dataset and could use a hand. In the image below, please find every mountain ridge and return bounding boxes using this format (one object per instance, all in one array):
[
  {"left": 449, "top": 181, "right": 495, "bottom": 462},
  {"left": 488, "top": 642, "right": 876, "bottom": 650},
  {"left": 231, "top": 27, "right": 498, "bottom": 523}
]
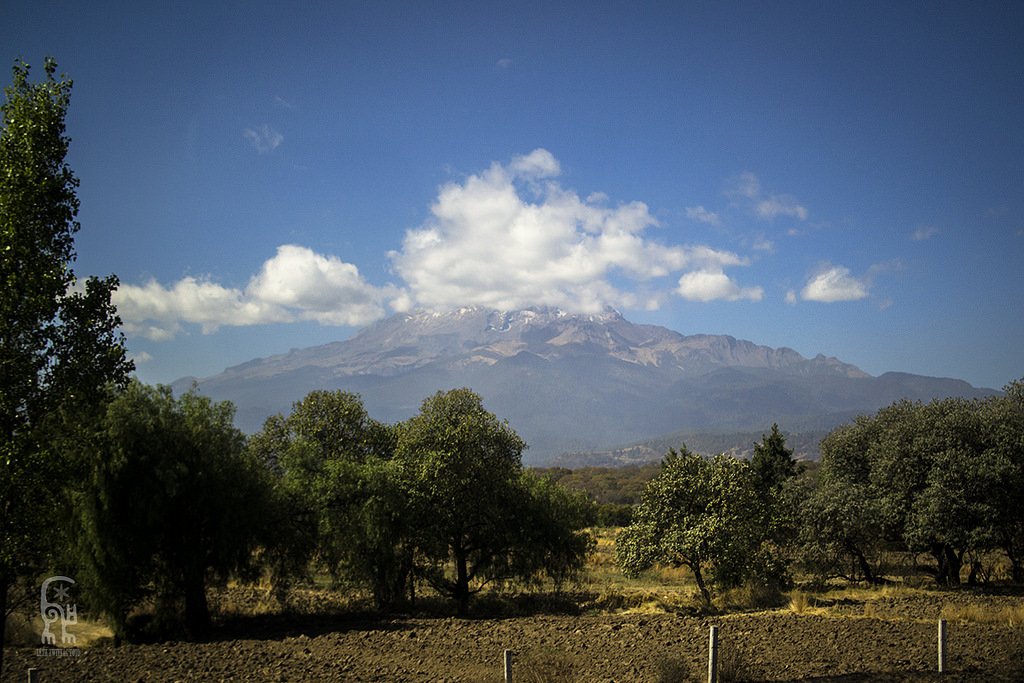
[{"left": 174, "top": 307, "right": 997, "bottom": 465}]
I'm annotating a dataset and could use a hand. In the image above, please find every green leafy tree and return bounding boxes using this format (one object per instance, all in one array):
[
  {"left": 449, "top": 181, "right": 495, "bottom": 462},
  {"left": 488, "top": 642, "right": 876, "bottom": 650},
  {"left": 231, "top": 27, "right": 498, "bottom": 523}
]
[
  {"left": 751, "top": 423, "right": 801, "bottom": 492},
  {"left": 865, "top": 398, "right": 998, "bottom": 585},
  {"left": 809, "top": 388, "right": 1024, "bottom": 586},
  {"left": 0, "top": 58, "right": 131, "bottom": 665},
  {"left": 981, "top": 379, "right": 1024, "bottom": 579},
  {"left": 509, "top": 470, "right": 595, "bottom": 590},
  {"left": 398, "top": 388, "right": 590, "bottom": 614},
  {"left": 250, "top": 390, "right": 410, "bottom": 608},
  {"left": 805, "top": 417, "right": 889, "bottom": 583},
  {"left": 74, "top": 382, "right": 271, "bottom": 639},
  {"left": 616, "top": 446, "right": 774, "bottom": 604},
  {"left": 796, "top": 473, "right": 883, "bottom": 583}
]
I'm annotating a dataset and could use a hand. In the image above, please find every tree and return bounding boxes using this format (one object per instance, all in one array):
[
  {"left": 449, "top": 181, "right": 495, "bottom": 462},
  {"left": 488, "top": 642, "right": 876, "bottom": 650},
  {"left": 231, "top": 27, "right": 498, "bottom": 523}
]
[
  {"left": 981, "top": 379, "right": 1024, "bottom": 579},
  {"left": 805, "top": 417, "right": 890, "bottom": 583},
  {"left": 1, "top": 58, "right": 131, "bottom": 666},
  {"left": 397, "top": 388, "right": 590, "bottom": 614},
  {"left": 808, "top": 390, "right": 1024, "bottom": 587},
  {"left": 751, "top": 423, "right": 801, "bottom": 492},
  {"left": 616, "top": 446, "right": 774, "bottom": 604},
  {"left": 250, "top": 390, "right": 411, "bottom": 608},
  {"left": 508, "top": 470, "right": 595, "bottom": 591},
  {"left": 73, "top": 382, "right": 271, "bottom": 639}
]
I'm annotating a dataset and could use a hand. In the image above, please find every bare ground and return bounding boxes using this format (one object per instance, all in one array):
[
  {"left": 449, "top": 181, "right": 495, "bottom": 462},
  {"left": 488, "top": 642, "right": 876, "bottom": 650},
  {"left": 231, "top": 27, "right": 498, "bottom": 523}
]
[{"left": 5, "top": 589, "right": 1024, "bottom": 682}]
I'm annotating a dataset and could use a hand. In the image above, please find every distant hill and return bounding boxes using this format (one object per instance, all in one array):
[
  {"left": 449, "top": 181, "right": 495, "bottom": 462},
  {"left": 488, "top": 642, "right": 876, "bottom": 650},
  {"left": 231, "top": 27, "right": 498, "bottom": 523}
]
[
  {"left": 548, "top": 427, "right": 833, "bottom": 468},
  {"left": 174, "top": 307, "right": 999, "bottom": 465}
]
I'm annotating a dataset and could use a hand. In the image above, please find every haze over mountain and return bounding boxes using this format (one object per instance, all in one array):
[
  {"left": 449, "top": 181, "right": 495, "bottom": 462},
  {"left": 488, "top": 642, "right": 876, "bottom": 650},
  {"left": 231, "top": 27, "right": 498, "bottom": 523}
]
[{"left": 173, "top": 307, "right": 998, "bottom": 465}]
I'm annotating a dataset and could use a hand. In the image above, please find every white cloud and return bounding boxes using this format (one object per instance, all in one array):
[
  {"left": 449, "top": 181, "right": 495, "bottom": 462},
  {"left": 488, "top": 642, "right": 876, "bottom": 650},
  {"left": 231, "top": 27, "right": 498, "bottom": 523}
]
[
  {"left": 728, "top": 172, "right": 808, "bottom": 221},
  {"left": 119, "top": 151, "right": 770, "bottom": 341},
  {"left": 508, "top": 148, "right": 561, "bottom": 180},
  {"left": 685, "top": 206, "right": 720, "bottom": 225},
  {"left": 244, "top": 124, "right": 283, "bottom": 153},
  {"left": 731, "top": 172, "right": 761, "bottom": 199},
  {"left": 676, "top": 269, "right": 763, "bottom": 302},
  {"left": 910, "top": 224, "right": 939, "bottom": 241},
  {"left": 114, "top": 245, "right": 392, "bottom": 340},
  {"left": 247, "top": 245, "right": 393, "bottom": 325},
  {"left": 799, "top": 264, "right": 869, "bottom": 303},
  {"left": 495, "top": 58, "right": 513, "bottom": 70},
  {"left": 755, "top": 196, "right": 808, "bottom": 221},
  {"left": 388, "top": 149, "right": 759, "bottom": 313}
]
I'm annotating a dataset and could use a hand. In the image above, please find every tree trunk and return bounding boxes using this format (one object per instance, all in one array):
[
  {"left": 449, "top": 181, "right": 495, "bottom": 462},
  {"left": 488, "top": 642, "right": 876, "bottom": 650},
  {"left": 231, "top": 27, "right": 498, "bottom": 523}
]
[
  {"left": 454, "top": 548, "right": 470, "bottom": 615},
  {"left": 0, "top": 572, "right": 8, "bottom": 676},
  {"left": 690, "top": 563, "right": 711, "bottom": 605},
  {"left": 1001, "top": 533, "right": 1023, "bottom": 582},
  {"left": 848, "top": 544, "right": 875, "bottom": 584},
  {"left": 183, "top": 568, "right": 210, "bottom": 639},
  {"left": 930, "top": 543, "right": 962, "bottom": 586}
]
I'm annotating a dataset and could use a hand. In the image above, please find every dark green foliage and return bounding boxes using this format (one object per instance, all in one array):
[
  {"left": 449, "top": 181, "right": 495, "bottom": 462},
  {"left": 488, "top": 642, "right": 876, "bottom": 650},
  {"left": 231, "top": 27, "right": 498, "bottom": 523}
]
[
  {"left": 398, "top": 388, "right": 592, "bottom": 614},
  {"left": 594, "top": 503, "right": 633, "bottom": 527},
  {"left": 751, "top": 423, "right": 802, "bottom": 492},
  {"left": 250, "top": 390, "right": 407, "bottom": 608},
  {"left": 534, "top": 462, "right": 660, "bottom": 505},
  {"left": 251, "top": 388, "right": 592, "bottom": 613},
  {"left": 73, "top": 382, "right": 272, "bottom": 639},
  {"left": 804, "top": 380, "right": 1024, "bottom": 585},
  {"left": 511, "top": 471, "right": 595, "bottom": 590},
  {"left": 0, "top": 58, "right": 131, "bottom": 668},
  {"left": 616, "top": 446, "right": 779, "bottom": 603}
]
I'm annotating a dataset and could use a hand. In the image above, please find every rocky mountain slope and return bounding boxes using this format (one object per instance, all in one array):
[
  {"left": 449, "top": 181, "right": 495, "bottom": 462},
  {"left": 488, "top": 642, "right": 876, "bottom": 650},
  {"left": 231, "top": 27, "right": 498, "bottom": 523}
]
[{"left": 174, "top": 307, "right": 997, "bottom": 464}]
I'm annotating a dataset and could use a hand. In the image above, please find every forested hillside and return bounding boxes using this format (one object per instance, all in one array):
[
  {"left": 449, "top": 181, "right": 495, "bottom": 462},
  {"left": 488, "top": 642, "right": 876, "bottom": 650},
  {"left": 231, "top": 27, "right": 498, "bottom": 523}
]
[{"left": 547, "top": 428, "right": 830, "bottom": 467}]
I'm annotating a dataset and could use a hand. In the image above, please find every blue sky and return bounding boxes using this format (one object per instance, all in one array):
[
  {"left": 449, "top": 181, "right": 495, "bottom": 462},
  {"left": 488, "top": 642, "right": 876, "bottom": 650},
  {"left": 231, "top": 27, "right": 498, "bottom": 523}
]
[{"left": 5, "top": 1, "right": 1022, "bottom": 391}]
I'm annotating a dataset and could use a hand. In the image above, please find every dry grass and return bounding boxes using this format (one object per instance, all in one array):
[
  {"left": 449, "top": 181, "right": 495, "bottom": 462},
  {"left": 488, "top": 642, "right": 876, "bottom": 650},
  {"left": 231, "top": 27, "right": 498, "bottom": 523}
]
[
  {"left": 787, "top": 591, "right": 813, "bottom": 615},
  {"left": 587, "top": 585, "right": 707, "bottom": 615},
  {"left": 714, "top": 584, "right": 786, "bottom": 613},
  {"left": 717, "top": 638, "right": 760, "bottom": 683},
  {"left": 514, "top": 647, "right": 582, "bottom": 683},
  {"left": 652, "top": 655, "right": 698, "bottom": 683},
  {"left": 940, "top": 602, "right": 1024, "bottom": 626},
  {"left": 3, "top": 611, "right": 114, "bottom": 647}
]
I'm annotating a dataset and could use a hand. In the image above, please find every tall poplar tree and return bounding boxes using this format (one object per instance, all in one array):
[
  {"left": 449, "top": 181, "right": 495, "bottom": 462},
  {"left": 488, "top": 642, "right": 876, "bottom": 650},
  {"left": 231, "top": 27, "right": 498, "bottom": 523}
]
[{"left": 1, "top": 58, "right": 131, "bottom": 666}]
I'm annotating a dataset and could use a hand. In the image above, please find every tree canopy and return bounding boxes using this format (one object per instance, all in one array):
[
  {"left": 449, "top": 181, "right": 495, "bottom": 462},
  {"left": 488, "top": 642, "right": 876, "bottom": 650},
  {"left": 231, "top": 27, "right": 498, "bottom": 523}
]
[
  {"left": 249, "top": 390, "right": 409, "bottom": 608},
  {"left": 397, "top": 388, "right": 591, "bottom": 614},
  {"left": 751, "top": 423, "right": 802, "bottom": 492},
  {"left": 616, "top": 446, "right": 778, "bottom": 603},
  {"left": 73, "top": 382, "right": 272, "bottom": 639},
  {"left": 806, "top": 384, "right": 1024, "bottom": 585},
  {"left": 1, "top": 58, "right": 131, "bottom": 666}
]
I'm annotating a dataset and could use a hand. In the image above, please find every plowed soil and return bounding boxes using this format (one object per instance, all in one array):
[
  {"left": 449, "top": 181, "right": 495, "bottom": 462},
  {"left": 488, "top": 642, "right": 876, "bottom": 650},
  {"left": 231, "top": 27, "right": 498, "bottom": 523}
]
[{"left": 5, "top": 590, "right": 1024, "bottom": 682}]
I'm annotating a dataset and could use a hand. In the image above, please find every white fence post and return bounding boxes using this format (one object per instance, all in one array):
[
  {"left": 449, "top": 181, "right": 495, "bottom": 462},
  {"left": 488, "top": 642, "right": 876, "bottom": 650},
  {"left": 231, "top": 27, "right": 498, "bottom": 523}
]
[
  {"left": 938, "top": 619, "right": 947, "bottom": 673},
  {"left": 708, "top": 625, "right": 718, "bottom": 683},
  {"left": 504, "top": 649, "right": 513, "bottom": 682}
]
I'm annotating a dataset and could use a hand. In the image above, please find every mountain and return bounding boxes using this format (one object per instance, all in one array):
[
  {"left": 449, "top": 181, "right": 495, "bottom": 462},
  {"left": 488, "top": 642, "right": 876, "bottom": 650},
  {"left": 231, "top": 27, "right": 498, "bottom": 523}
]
[{"left": 173, "top": 307, "right": 999, "bottom": 465}]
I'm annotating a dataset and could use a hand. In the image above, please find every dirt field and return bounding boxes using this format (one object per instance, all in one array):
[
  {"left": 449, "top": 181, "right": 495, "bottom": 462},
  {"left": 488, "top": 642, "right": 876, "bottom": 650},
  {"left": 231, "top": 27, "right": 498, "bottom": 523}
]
[{"left": 5, "top": 588, "right": 1024, "bottom": 682}]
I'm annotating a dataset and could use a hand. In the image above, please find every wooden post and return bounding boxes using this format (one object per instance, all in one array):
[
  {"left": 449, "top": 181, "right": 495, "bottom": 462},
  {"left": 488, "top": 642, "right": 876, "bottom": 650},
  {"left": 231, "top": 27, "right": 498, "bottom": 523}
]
[
  {"left": 28, "top": 669, "right": 40, "bottom": 683},
  {"left": 504, "top": 649, "right": 513, "bottom": 682},
  {"left": 708, "top": 625, "right": 718, "bottom": 683},
  {"left": 938, "top": 619, "right": 947, "bottom": 673}
]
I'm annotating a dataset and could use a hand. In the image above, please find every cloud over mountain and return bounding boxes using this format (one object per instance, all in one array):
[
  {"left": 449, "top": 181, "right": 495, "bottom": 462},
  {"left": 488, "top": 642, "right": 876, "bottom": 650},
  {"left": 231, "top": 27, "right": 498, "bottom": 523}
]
[
  {"left": 116, "top": 150, "right": 767, "bottom": 339},
  {"left": 389, "top": 149, "right": 757, "bottom": 313},
  {"left": 115, "top": 245, "right": 392, "bottom": 340}
]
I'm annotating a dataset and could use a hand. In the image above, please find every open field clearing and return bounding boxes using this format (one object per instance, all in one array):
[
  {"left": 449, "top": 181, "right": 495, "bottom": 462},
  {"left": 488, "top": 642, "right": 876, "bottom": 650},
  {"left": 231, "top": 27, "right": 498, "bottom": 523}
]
[{"left": 6, "top": 579, "right": 1024, "bottom": 682}]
